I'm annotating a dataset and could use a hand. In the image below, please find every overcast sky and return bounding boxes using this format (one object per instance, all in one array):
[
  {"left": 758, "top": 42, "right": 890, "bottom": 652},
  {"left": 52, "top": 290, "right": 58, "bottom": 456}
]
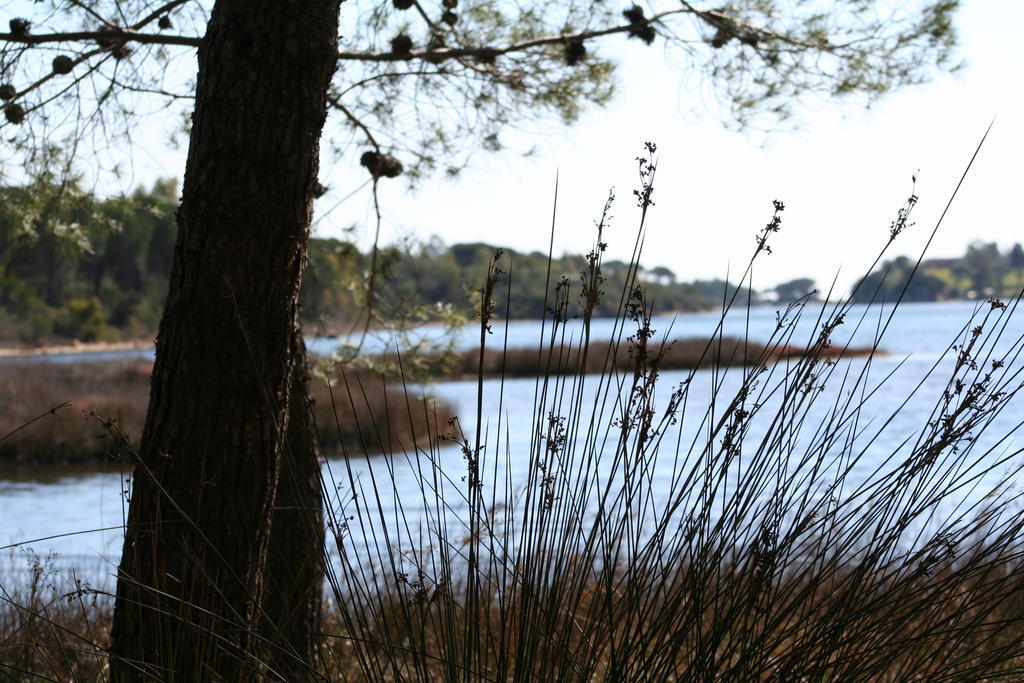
[{"left": 72, "top": 2, "right": 1024, "bottom": 296}]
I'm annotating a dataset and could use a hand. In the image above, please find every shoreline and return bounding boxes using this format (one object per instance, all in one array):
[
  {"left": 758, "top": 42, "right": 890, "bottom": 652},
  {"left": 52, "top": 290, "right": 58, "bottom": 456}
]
[{"left": 0, "top": 339, "right": 155, "bottom": 358}]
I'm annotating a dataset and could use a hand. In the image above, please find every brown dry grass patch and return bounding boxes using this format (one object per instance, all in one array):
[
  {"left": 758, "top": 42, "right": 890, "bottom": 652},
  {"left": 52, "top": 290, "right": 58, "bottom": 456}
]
[{"left": 0, "top": 360, "right": 454, "bottom": 466}]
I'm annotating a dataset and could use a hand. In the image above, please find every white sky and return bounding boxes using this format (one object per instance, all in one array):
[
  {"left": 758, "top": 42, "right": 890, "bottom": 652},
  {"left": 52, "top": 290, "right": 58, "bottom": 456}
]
[{"left": 80, "top": 1, "right": 1024, "bottom": 295}]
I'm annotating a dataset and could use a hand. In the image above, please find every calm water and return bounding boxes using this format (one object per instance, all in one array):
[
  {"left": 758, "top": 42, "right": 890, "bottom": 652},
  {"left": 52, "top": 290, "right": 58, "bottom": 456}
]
[{"left": 4, "top": 300, "right": 1024, "bottom": 587}]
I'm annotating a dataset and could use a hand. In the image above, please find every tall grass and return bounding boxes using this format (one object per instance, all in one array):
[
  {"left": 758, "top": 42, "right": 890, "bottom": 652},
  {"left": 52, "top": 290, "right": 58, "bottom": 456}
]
[
  {"left": 314, "top": 142, "right": 1024, "bottom": 680},
  {"left": 0, "top": 551, "right": 111, "bottom": 678},
  {"left": 4, "top": 141, "right": 1024, "bottom": 679}
]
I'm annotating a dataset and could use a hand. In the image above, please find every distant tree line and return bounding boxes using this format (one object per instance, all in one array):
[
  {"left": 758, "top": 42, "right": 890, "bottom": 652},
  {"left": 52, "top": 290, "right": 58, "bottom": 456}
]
[
  {"left": 851, "top": 242, "right": 1024, "bottom": 304},
  {"left": 0, "top": 183, "right": 772, "bottom": 345},
  {"left": 305, "top": 236, "right": 764, "bottom": 333}
]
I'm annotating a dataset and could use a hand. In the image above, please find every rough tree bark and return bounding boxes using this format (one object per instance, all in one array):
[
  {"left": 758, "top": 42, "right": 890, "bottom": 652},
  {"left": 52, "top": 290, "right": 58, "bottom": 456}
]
[
  {"left": 262, "top": 338, "right": 326, "bottom": 678},
  {"left": 109, "top": 0, "right": 339, "bottom": 679}
]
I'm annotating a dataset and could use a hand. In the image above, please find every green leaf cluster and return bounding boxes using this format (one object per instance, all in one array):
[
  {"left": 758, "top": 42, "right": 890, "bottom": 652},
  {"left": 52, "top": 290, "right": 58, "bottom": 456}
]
[
  {"left": 851, "top": 241, "right": 1024, "bottom": 303},
  {"left": 0, "top": 180, "right": 177, "bottom": 343}
]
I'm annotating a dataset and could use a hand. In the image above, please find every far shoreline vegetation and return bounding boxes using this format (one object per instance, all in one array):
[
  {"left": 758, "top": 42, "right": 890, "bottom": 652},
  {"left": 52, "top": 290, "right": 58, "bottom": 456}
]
[
  {"left": 3, "top": 181, "right": 1022, "bottom": 351},
  {"left": 0, "top": 180, "right": 768, "bottom": 347}
]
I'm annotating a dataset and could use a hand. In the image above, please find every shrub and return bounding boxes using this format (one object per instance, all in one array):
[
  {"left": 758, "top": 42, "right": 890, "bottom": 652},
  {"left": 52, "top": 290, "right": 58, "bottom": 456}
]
[{"left": 55, "top": 297, "right": 108, "bottom": 342}]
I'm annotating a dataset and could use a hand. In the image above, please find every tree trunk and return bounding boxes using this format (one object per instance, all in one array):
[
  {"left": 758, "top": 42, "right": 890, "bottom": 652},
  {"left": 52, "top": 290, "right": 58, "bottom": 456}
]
[
  {"left": 262, "top": 338, "right": 326, "bottom": 677},
  {"left": 109, "top": 0, "right": 339, "bottom": 679}
]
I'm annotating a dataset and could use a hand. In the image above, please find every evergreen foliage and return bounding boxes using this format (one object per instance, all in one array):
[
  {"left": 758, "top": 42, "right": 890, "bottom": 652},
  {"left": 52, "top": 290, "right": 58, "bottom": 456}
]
[
  {"left": 0, "top": 181, "right": 176, "bottom": 342},
  {"left": 1, "top": 1, "right": 963, "bottom": 185},
  {"left": 852, "top": 240, "right": 1024, "bottom": 303}
]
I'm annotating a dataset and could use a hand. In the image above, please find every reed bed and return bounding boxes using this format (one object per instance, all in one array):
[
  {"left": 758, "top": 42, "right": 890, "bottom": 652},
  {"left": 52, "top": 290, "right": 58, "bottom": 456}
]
[
  {"left": 362, "top": 335, "right": 874, "bottom": 381},
  {"left": 0, "top": 335, "right": 860, "bottom": 465},
  {"left": 0, "top": 360, "right": 151, "bottom": 465},
  {"left": 0, "top": 360, "right": 454, "bottom": 465}
]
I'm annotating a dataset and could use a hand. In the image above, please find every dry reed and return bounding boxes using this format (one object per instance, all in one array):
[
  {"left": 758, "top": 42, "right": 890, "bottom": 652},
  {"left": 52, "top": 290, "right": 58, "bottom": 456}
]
[{"left": 0, "top": 360, "right": 454, "bottom": 465}]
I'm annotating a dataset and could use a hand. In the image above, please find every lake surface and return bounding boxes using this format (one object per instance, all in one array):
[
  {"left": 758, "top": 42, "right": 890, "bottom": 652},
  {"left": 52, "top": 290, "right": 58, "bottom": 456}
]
[{"left": 4, "top": 300, "right": 1024, "bottom": 588}]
